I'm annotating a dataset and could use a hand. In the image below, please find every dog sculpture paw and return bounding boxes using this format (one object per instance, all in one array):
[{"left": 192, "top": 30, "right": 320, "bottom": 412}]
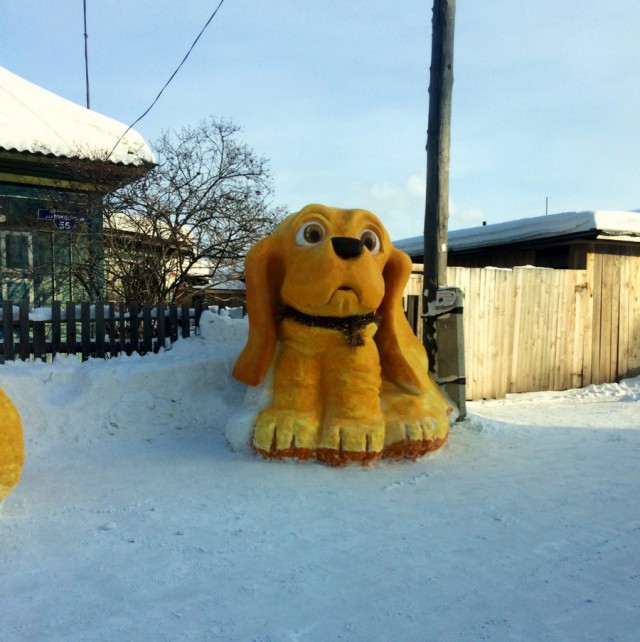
[
  {"left": 315, "top": 418, "right": 386, "bottom": 466},
  {"left": 380, "top": 381, "right": 450, "bottom": 459},
  {"left": 382, "top": 419, "right": 449, "bottom": 460},
  {"left": 252, "top": 408, "right": 319, "bottom": 460}
]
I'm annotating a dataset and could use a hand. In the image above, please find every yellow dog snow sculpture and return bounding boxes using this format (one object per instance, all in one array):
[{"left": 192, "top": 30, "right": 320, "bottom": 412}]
[
  {"left": 233, "top": 204, "right": 451, "bottom": 465},
  {"left": 0, "top": 387, "right": 24, "bottom": 501}
]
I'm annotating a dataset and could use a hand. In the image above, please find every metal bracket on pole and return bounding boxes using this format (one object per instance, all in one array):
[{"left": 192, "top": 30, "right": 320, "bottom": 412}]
[{"left": 424, "top": 286, "right": 466, "bottom": 419}]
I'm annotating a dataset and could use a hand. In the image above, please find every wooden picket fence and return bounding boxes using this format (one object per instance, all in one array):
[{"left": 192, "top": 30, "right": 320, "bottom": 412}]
[
  {"left": 0, "top": 300, "right": 211, "bottom": 364},
  {"left": 405, "top": 260, "right": 640, "bottom": 400}
]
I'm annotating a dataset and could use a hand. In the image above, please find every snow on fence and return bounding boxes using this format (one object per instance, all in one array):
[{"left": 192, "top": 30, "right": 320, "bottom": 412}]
[
  {"left": 0, "top": 300, "right": 212, "bottom": 364},
  {"left": 405, "top": 262, "right": 640, "bottom": 400}
]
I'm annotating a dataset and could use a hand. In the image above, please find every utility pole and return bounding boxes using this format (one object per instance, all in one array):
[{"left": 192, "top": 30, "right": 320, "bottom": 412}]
[
  {"left": 83, "top": 0, "right": 91, "bottom": 109},
  {"left": 423, "top": 0, "right": 456, "bottom": 374}
]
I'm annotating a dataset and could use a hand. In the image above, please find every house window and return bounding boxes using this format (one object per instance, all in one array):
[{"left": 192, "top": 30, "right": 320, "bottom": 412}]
[
  {"left": 5, "top": 280, "right": 31, "bottom": 302},
  {"left": 5, "top": 233, "right": 30, "bottom": 269},
  {"left": 1, "top": 231, "right": 34, "bottom": 304}
]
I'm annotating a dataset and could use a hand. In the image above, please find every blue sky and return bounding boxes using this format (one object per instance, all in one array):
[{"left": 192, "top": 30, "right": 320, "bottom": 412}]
[{"left": 3, "top": 1, "right": 639, "bottom": 239}]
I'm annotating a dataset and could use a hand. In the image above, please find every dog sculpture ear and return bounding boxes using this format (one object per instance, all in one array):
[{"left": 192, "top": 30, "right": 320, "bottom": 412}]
[
  {"left": 232, "top": 236, "right": 283, "bottom": 386},
  {"left": 375, "top": 247, "right": 431, "bottom": 394}
]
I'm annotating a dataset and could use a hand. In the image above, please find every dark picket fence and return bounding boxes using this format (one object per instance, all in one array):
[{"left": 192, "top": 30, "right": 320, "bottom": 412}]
[{"left": 0, "top": 299, "right": 212, "bottom": 364}]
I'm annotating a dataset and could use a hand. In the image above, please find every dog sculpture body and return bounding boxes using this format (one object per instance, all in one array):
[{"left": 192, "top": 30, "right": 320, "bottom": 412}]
[{"left": 232, "top": 204, "right": 451, "bottom": 465}]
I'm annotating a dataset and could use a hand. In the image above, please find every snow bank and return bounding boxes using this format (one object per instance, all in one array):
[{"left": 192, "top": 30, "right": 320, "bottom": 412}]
[{"left": 0, "top": 310, "right": 248, "bottom": 449}]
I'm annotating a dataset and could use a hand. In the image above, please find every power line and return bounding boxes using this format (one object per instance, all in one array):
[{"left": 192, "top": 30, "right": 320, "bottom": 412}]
[{"left": 106, "top": 0, "right": 226, "bottom": 162}]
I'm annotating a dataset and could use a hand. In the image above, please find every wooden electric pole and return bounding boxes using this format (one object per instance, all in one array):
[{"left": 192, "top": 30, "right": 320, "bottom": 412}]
[
  {"left": 83, "top": 0, "right": 91, "bottom": 109},
  {"left": 423, "top": 0, "right": 456, "bottom": 374}
]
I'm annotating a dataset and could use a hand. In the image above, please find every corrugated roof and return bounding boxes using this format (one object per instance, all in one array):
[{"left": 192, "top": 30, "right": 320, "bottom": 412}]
[
  {"left": 394, "top": 210, "right": 640, "bottom": 256},
  {"left": 0, "top": 66, "right": 155, "bottom": 166}
]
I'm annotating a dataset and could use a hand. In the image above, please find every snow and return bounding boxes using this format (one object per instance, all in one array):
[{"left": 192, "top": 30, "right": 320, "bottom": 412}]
[
  {"left": 0, "top": 66, "right": 155, "bottom": 166},
  {"left": 1, "top": 310, "right": 639, "bottom": 641},
  {"left": 394, "top": 209, "right": 640, "bottom": 256}
]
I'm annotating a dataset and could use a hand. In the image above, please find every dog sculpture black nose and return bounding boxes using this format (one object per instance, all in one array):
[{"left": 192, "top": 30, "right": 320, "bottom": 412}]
[{"left": 331, "top": 236, "right": 364, "bottom": 260}]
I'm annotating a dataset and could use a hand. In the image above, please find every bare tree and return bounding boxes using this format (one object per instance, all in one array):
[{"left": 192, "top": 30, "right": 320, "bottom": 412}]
[{"left": 103, "top": 117, "right": 285, "bottom": 303}]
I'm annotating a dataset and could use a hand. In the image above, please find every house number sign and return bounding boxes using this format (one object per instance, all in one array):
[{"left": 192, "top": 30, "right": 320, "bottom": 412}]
[{"left": 38, "top": 209, "right": 91, "bottom": 231}]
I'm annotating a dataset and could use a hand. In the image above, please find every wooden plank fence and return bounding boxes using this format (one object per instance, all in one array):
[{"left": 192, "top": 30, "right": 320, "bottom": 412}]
[
  {"left": 405, "top": 262, "right": 640, "bottom": 400},
  {"left": 0, "top": 300, "right": 212, "bottom": 364}
]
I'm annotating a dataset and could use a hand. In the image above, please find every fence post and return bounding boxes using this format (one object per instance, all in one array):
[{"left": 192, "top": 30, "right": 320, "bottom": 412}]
[
  {"left": 194, "top": 301, "right": 208, "bottom": 334},
  {"left": 51, "top": 301, "right": 62, "bottom": 358},
  {"left": 128, "top": 302, "right": 138, "bottom": 356},
  {"left": 19, "top": 300, "right": 30, "bottom": 361},
  {"left": 169, "top": 303, "right": 179, "bottom": 342},
  {"left": 117, "top": 302, "right": 126, "bottom": 357},
  {"left": 156, "top": 302, "right": 166, "bottom": 353},
  {"left": 2, "top": 301, "right": 15, "bottom": 363},
  {"left": 406, "top": 295, "right": 420, "bottom": 335},
  {"left": 142, "top": 303, "right": 153, "bottom": 354},
  {"left": 181, "top": 303, "right": 190, "bottom": 338},
  {"left": 66, "top": 302, "right": 77, "bottom": 356},
  {"left": 33, "top": 321, "right": 47, "bottom": 362},
  {"left": 81, "top": 301, "right": 91, "bottom": 361},
  {"left": 107, "top": 303, "right": 116, "bottom": 357},
  {"left": 95, "top": 303, "right": 105, "bottom": 358}
]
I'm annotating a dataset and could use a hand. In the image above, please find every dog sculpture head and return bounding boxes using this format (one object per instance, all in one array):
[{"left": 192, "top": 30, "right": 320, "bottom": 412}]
[{"left": 232, "top": 204, "right": 430, "bottom": 393}]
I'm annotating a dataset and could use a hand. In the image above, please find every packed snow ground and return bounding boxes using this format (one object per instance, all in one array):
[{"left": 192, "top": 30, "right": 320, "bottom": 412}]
[{"left": 1, "top": 311, "right": 639, "bottom": 641}]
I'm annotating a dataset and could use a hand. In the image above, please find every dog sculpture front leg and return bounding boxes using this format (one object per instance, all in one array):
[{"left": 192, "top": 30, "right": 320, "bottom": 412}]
[
  {"left": 315, "top": 325, "right": 386, "bottom": 466},
  {"left": 251, "top": 327, "right": 322, "bottom": 460}
]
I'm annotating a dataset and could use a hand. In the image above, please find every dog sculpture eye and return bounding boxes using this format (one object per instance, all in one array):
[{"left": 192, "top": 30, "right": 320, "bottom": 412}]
[
  {"left": 360, "top": 229, "right": 381, "bottom": 255},
  {"left": 295, "top": 221, "right": 326, "bottom": 246}
]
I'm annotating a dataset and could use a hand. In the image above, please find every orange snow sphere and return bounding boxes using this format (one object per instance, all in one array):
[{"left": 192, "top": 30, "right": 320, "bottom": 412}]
[{"left": 0, "top": 387, "right": 24, "bottom": 501}]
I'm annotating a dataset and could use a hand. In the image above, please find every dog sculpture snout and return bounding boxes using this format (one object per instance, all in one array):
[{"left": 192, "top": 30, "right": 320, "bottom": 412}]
[{"left": 331, "top": 236, "right": 363, "bottom": 260}]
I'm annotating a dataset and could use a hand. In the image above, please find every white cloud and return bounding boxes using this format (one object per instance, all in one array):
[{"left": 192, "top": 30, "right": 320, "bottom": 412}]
[
  {"left": 345, "top": 172, "right": 426, "bottom": 240},
  {"left": 345, "top": 173, "right": 486, "bottom": 240},
  {"left": 449, "top": 200, "right": 485, "bottom": 230}
]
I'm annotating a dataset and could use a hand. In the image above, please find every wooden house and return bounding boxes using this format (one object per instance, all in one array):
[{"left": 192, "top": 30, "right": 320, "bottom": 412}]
[{"left": 0, "top": 66, "right": 155, "bottom": 306}]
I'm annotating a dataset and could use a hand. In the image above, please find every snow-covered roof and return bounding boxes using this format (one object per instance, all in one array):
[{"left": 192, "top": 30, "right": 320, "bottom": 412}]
[
  {"left": 104, "top": 212, "right": 184, "bottom": 241},
  {"left": 0, "top": 66, "right": 155, "bottom": 166},
  {"left": 189, "top": 262, "right": 246, "bottom": 290},
  {"left": 394, "top": 210, "right": 640, "bottom": 256},
  {"left": 190, "top": 279, "right": 247, "bottom": 292}
]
